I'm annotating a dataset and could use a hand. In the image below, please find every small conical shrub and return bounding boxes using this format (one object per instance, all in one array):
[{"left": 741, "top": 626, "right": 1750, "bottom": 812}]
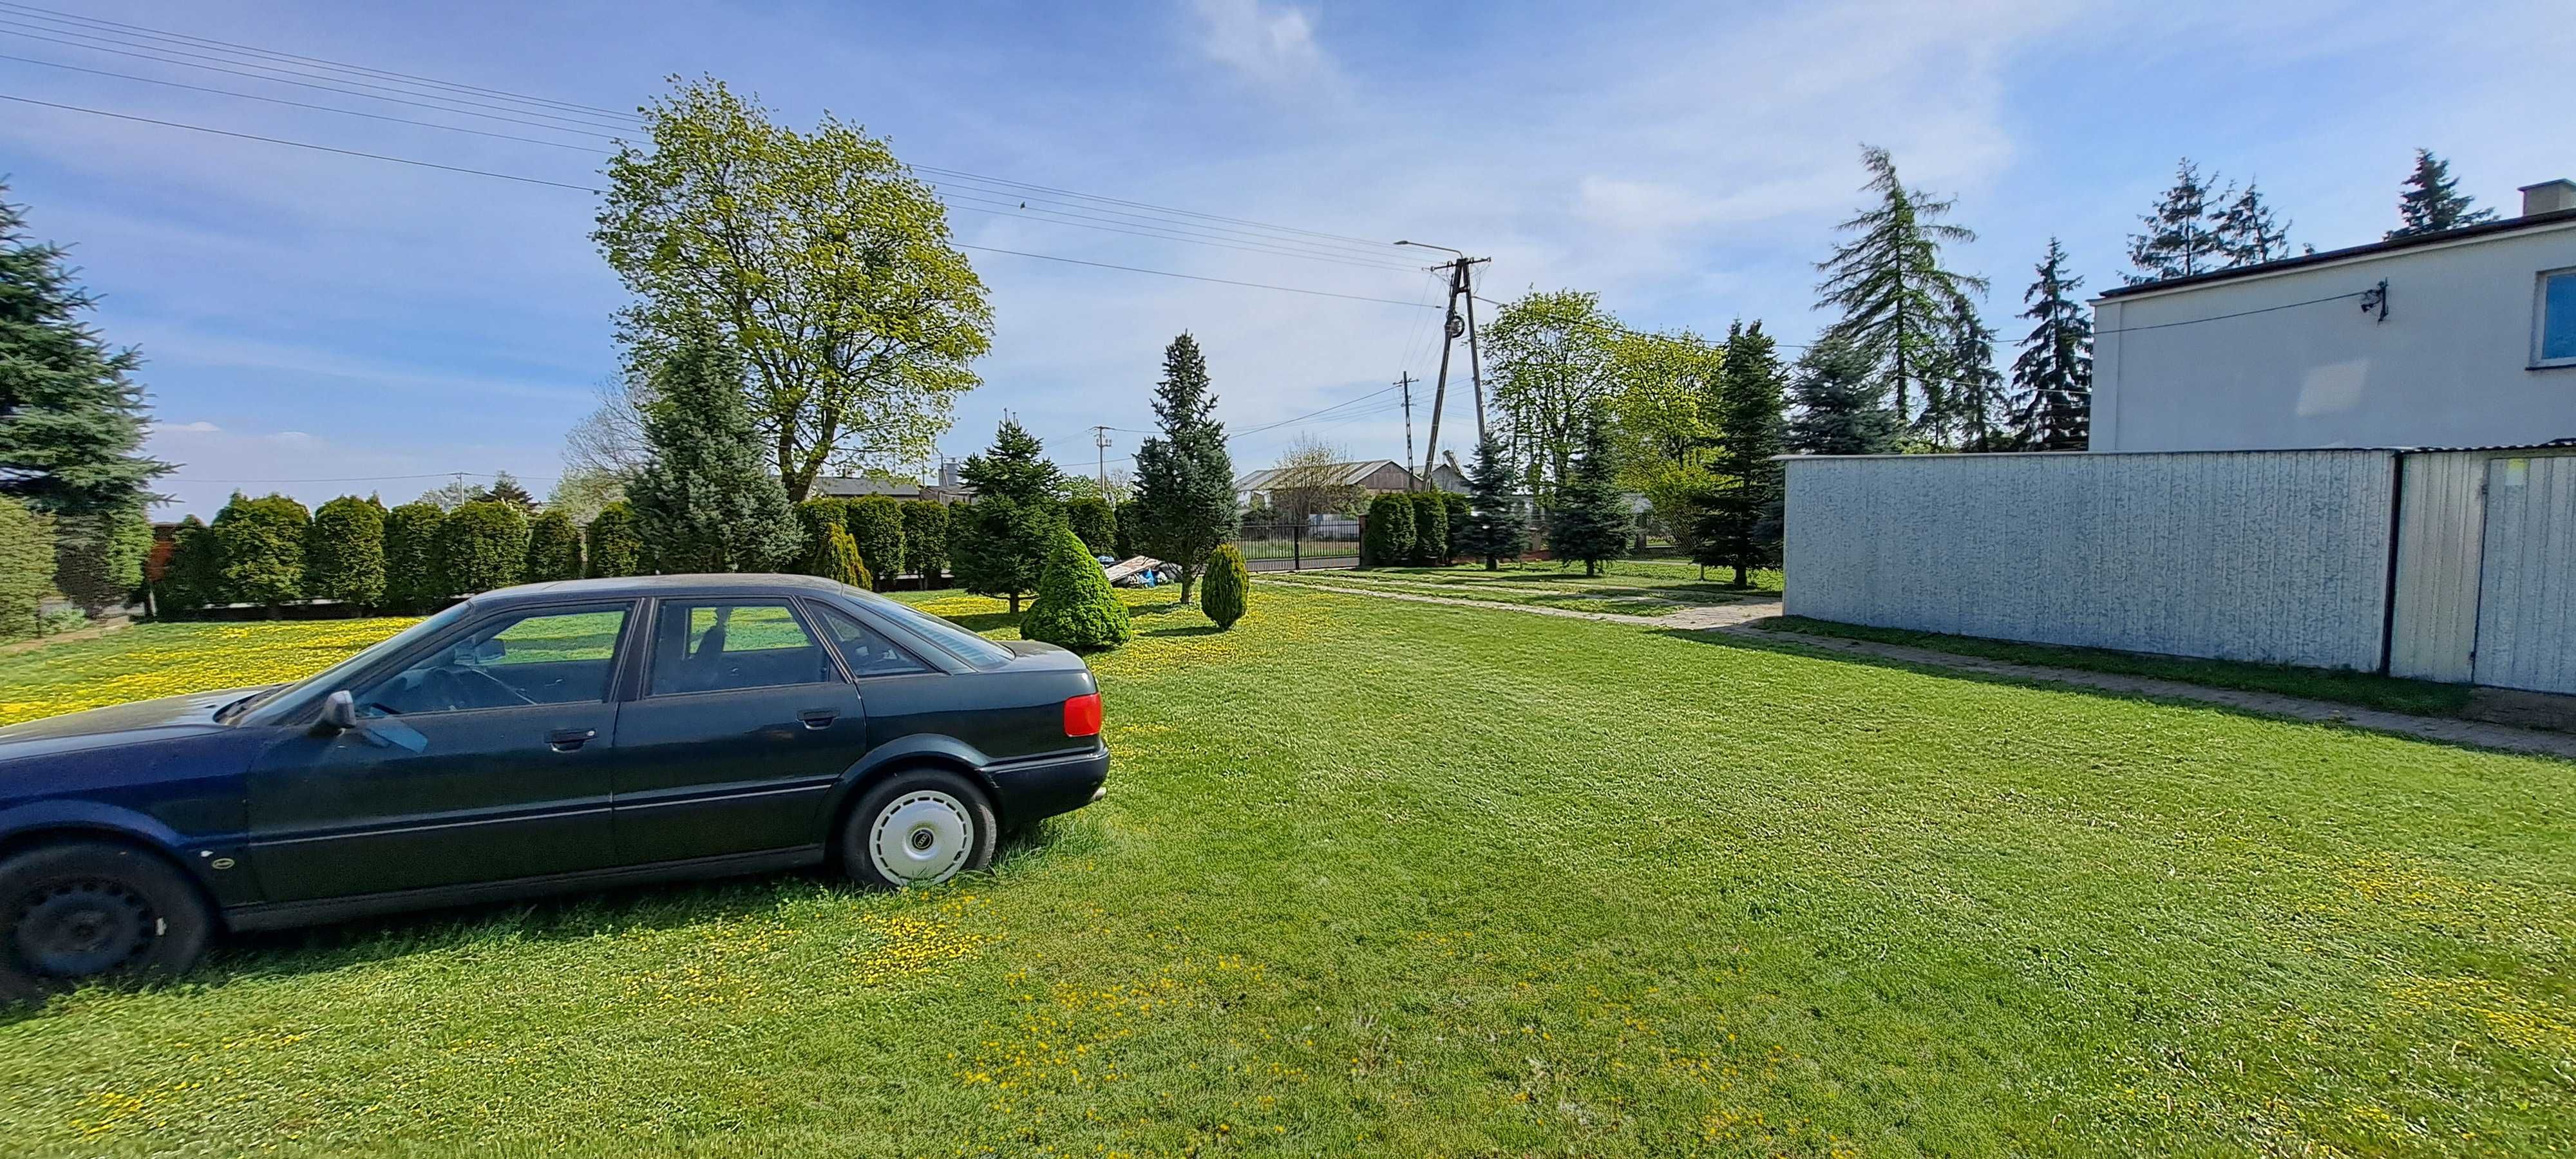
[
  {"left": 1201, "top": 543, "right": 1249, "bottom": 630},
  {"left": 813, "top": 524, "right": 871, "bottom": 590},
  {"left": 1021, "top": 526, "right": 1132, "bottom": 651}
]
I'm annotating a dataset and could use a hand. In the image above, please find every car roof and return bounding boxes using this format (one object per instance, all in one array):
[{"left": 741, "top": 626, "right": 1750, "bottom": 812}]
[{"left": 464, "top": 572, "right": 857, "bottom": 609}]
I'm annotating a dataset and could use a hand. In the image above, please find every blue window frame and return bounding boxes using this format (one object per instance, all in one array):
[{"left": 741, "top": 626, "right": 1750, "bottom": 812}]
[{"left": 2540, "top": 269, "right": 2576, "bottom": 366}]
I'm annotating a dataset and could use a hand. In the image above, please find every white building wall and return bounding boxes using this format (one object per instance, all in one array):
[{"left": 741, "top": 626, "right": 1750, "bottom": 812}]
[{"left": 2093, "top": 219, "right": 2576, "bottom": 452}]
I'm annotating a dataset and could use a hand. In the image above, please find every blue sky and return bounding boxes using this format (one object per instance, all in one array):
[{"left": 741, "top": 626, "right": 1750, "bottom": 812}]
[{"left": 1, "top": 0, "right": 2563, "bottom": 518}]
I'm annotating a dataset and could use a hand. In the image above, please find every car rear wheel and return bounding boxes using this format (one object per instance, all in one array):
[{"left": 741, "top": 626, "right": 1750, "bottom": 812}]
[
  {"left": 838, "top": 769, "right": 996, "bottom": 890},
  {"left": 1, "top": 842, "right": 212, "bottom": 1004}
]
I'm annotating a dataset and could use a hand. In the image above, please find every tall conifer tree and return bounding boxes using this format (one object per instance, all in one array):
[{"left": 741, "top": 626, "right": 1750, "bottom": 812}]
[
  {"left": 2012, "top": 238, "right": 2094, "bottom": 451},
  {"left": 1813, "top": 146, "right": 1985, "bottom": 427},
  {"left": 1454, "top": 431, "right": 1527, "bottom": 570},
  {"left": 2128, "top": 158, "right": 2231, "bottom": 283},
  {"left": 625, "top": 325, "right": 804, "bottom": 572},
  {"left": 1784, "top": 339, "right": 1900, "bottom": 457},
  {"left": 1130, "top": 333, "right": 1236, "bottom": 604},
  {"left": 949, "top": 419, "right": 1060, "bottom": 612},
  {"left": 2215, "top": 182, "right": 2293, "bottom": 267},
  {"left": 0, "top": 182, "right": 169, "bottom": 523},
  {"left": 1693, "top": 321, "right": 1785, "bottom": 585},
  {"left": 2387, "top": 149, "right": 2497, "bottom": 238}
]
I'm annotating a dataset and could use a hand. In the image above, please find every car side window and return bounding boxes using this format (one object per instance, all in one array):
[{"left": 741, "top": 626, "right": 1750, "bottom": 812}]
[
  {"left": 648, "top": 600, "right": 837, "bottom": 695},
  {"left": 810, "top": 603, "right": 931, "bottom": 678},
  {"left": 354, "top": 606, "right": 630, "bottom": 716}
]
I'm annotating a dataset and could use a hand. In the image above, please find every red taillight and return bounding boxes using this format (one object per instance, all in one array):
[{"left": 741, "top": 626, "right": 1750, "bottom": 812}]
[{"left": 1063, "top": 692, "right": 1103, "bottom": 738}]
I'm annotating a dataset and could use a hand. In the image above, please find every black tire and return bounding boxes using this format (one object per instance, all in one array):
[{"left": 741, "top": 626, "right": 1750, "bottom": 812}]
[
  {"left": 837, "top": 769, "right": 997, "bottom": 890},
  {"left": 1, "top": 842, "right": 213, "bottom": 1003}
]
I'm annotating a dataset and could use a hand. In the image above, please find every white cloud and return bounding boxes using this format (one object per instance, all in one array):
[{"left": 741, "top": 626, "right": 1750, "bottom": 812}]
[
  {"left": 156, "top": 420, "right": 222, "bottom": 433},
  {"left": 1188, "top": 0, "right": 1332, "bottom": 88}
]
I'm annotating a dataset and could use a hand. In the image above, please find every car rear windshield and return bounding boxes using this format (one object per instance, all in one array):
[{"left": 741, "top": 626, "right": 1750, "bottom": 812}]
[{"left": 853, "top": 592, "right": 1016, "bottom": 668}]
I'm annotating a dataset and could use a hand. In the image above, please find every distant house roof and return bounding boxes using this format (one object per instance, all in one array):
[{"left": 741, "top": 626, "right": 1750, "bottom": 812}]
[
  {"left": 2096, "top": 207, "right": 2576, "bottom": 301},
  {"left": 1235, "top": 459, "right": 1409, "bottom": 492}
]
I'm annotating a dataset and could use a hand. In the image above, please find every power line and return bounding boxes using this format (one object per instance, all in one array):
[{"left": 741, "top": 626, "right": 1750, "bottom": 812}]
[
  {"left": 935, "top": 191, "right": 1421, "bottom": 273},
  {"left": 955, "top": 245, "right": 1438, "bottom": 308},
  {"left": 928, "top": 177, "right": 1415, "bottom": 267},
  {"left": 0, "top": 53, "right": 605, "bottom": 151},
  {"left": 0, "top": 0, "right": 637, "bottom": 120},
  {"left": 0, "top": 28, "right": 625, "bottom": 138},
  {"left": 0, "top": 93, "right": 605, "bottom": 191},
  {"left": 2092, "top": 290, "right": 2367, "bottom": 335}
]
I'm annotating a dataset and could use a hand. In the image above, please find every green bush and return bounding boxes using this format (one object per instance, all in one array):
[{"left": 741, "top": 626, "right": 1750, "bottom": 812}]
[
  {"left": 1065, "top": 496, "right": 1115, "bottom": 557},
  {"left": 52, "top": 505, "right": 151, "bottom": 613},
  {"left": 585, "top": 502, "right": 643, "bottom": 578},
  {"left": 36, "top": 606, "right": 86, "bottom": 636},
  {"left": 1439, "top": 491, "right": 1471, "bottom": 565},
  {"left": 524, "top": 509, "right": 583, "bottom": 581},
  {"left": 845, "top": 496, "right": 905, "bottom": 590},
  {"left": 794, "top": 498, "right": 849, "bottom": 578},
  {"left": 436, "top": 500, "right": 528, "bottom": 594},
  {"left": 1361, "top": 493, "right": 1414, "bottom": 568},
  {"left": 0, "top": 496, "right": 52, "bottom": 642},
  {"left": 1021, "top": 526, "right": 1132, "bottom": 651},
  {"left": 213, "top": 493, "right": 309, "bottom": 607},
  {"left": 1408, "top": 491, "right": 1449, "bottom": 566},
  {"left": 1201, "top": 543, "right": 1249, "bottom": 630},
  {"left": 305, "top": 496, "right": 387, "bottom": 607},
  {"left": 950, "top": 496, "right": 1054, "bottom": 612},
  {"left": 1112, "top": 498, "right": 1141, "bottom": 559},
  {"left": 382, "top": 502, "right": 448, "bottom": 610},
  {"left": 160, "top": 514, "right": 220, "bottom": 610},
  {"left": 809, "top": 523, "right": 871, "bottom": 589},
  {"left": 900, "top": 500, "right": 949, "bottom": 589}
]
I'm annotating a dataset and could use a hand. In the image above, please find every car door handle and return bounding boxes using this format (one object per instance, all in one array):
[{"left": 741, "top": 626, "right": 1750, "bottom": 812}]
[
  {"left": 797, "top": 709, "right": 838, "bottom": 730},
  {"left": 546, "top": 728, "right": 597, "bottom": 751}
]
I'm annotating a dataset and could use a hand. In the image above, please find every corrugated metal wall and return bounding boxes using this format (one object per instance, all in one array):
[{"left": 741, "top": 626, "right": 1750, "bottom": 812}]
[
  {"left": 2471, "top": 456, "right": 2576, "bottom": 694},
  {"left": 1783, "top": 451, "right": 2398, "bottom": 670},
  {"left": 2388, "top": 453, "right": 2490, "bottom": 683}
]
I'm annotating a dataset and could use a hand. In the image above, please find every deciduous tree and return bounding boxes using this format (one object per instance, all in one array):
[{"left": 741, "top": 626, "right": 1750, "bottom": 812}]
[
  {"left": 1486, "top": 290, "right": 1622, "bottom": 504},
  {"left": 596, "top": 77, "right": 993, "bottom": 500}
]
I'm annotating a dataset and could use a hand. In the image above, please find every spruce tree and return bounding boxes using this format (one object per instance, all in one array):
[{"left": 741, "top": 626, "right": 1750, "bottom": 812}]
[
  {"left": 2128, "top": 158, "right": 2231, "bottom": 283},
  {"left": 477, "top": 471, "right": 538, "bottom": 512},
  {"left": 1455, "top": 432, "right": 1527, "bottom": 570},
  {"left": 0, "top": 496, "right": 48, "bottom": 640},
  {"left": 0, "top": 182, "right": 170, "bottom": 521},
  {"left": 625, "top": 326, "right": 804, "bottom": 572},
  {"left": 950, "top": 419, "right": 1061, "bottom": 612},
  {"left": 1694, "top": 321, "right": 1785, "bottom": 586},
  {"left": 1931, "top": 299, "right": 2011, "bottom": 451},
  {"left": 2215, "top": 182, "right": 2293, "bottom": 267},
  {"left": 2012, "top": 239, "right": 2094, "bottom": 451},
  {"left": 1784, "top": 339, "right": 1900, "bottom": 457},
  {"left": 2387, "top": 149, "right": 2497, "bottom": 238},
  {"left": 1813, "top": 146, "right": 1985, "bottom": 426},
  {"left": 1130, "top": 333, "right": 1237, "bottom": 604},
  {"left": 1547, "top": 411, "right": 1629, "bottom": 577}
]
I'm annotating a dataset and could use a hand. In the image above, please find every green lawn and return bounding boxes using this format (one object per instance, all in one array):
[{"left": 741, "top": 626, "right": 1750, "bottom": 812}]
[
  {"left": 1262, "top": 560, "right": 1777, "bottom": 617},
  {"left": 1, "top": 586, "right": 2570, "bottom": 1155},
  {"left": 1757, "top": 616, "right": 2480, "bottom": 720}
]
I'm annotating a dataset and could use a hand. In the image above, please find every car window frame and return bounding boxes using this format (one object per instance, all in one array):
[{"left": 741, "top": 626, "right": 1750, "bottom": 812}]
[
  {"left": 633, "top": 595, "right": 850, "bottom": 700},
  {"left": 278, "top": 598, "right": 643, "bottom": 726},
  {"left": 798, "top": 596, "right": 936, "bottom": 681}
]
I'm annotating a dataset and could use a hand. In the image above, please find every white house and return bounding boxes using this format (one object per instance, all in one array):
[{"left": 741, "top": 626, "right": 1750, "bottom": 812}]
[{"left": 2090, "top": 179, "right": 2576, "bottom": 452}]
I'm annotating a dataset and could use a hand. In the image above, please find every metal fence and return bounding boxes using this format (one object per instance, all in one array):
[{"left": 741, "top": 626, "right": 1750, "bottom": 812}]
[{"left": 1227, "top": 520, "right": 1359, "bottom": 572}]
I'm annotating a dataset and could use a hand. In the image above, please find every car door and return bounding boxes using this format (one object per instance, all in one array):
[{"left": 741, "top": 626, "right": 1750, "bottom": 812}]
[
  {"left": 243, "top": 602, "right": 637, "bottom": 903},
  {"left": 607, "top": 596, "right": 869, "bottom": 863}
]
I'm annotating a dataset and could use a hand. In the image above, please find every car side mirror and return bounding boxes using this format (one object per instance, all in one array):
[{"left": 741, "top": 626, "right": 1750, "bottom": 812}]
[{"left": 320, "top": 690, "right": 359, "bottom": 732}]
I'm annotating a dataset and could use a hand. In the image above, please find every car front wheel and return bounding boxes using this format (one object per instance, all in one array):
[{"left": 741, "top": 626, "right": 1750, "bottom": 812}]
[
  {"left": 838, "top": 769, "right": 997, "bottom": 890},
  {"left": 1, "top": 842, "right": 212, "bottom": 1004}
]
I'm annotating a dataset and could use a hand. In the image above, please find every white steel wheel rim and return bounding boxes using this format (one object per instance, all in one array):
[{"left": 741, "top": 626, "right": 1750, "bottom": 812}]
[{"left": 868, "top": 790, "right": 973, "bottom": 886}]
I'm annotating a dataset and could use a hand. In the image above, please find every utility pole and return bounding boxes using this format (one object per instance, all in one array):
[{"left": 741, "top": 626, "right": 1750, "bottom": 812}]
[
  {"left": 1090, "top": 425, "right": 1112, "bottom": 494},
  {"left": 1396, "top": 372, "right": 1416, "bottom": 491},
  {"left": 1395, "top": 241, "right": 1490, "bottom": 490}
]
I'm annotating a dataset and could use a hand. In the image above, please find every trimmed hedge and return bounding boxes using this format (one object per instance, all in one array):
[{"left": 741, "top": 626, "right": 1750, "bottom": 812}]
[
  {"left": 382, "top": 502, "right": 448, "bottom": 611},
  {"left": 53, "top": 505, "right": 152, "bottom": 613},
  {"left": 585, "top": 501, "right": 643, "bottom": 578},
  {"left": 845, "top": 496, "right": 905, "bottom": 590},
  {"left": 1439, "top": 491, "right": 1472, "bottom": 565},
  {"left": 1201, "top": 543, "right": 1249, "bottom": 630},
  {"left": 213, "top": 493, "right": 310, "bottom": 607},
  {"left": 1021, "top": 526, "right": 1132, "bottom": 651},
  {"left": 1065, "top": 496, "right": 1115, "bottom": 557},
  {"left": 0, "top": 496, "right": 51, "bottom": 642},
  {"left": 900, "top": 500, "right": 948, "bottom": 589},
  {"left": 305, "top": 496, "right": 388, "bottom": 607},
  {"left": 1361, "top": 492, "right": 1414, "bottom": 568},
  {"left": 1407, "top": 490, "right": 1449, "bottom": 566},
  {"left": 436, "top": 500, "right": 527, "bottom": 595},
  {"left": 810, "top": 523, "right": 870, "bottom": 589},
  {"left": 160, "top": 514, "right": 220, "bottom": 610},
  {"left": 1112, "top": 498, "right": 1141, "bottom": 559},
  {"left": 524, "top": 509, "right": 584, "bottom": 582}
]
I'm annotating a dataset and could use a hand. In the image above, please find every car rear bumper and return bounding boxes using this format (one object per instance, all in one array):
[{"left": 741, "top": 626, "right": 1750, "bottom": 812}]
[{"left": 985, "top": 743, "right": 1108, "bottom": 826}]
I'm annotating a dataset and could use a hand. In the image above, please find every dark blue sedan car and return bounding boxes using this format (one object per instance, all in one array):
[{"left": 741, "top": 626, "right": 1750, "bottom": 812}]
[{"left": 0, "top": 574, "right": 1108, "bottom": 1000}]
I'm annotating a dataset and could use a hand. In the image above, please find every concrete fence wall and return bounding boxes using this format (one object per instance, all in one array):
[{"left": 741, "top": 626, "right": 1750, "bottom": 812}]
[{"left": 1782, "top": 450, "right": 2399, "bottom": 671}]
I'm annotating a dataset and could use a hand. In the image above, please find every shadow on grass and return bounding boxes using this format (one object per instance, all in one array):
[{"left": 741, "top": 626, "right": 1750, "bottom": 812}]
[
  {"left": 935, "top": 610, "right": 1023, "bottom": 632},
  {"left": 3, "top": 815, "right": 1097, "bottom": 1021},
  {"left": 1655, "top": 623, "right": 2531, "bottom": 755}
]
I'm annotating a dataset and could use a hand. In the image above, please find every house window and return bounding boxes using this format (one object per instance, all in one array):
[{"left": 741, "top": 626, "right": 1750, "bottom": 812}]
[{"left": 2540, "top": 269, "right": 2576, "bottom": 366}]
